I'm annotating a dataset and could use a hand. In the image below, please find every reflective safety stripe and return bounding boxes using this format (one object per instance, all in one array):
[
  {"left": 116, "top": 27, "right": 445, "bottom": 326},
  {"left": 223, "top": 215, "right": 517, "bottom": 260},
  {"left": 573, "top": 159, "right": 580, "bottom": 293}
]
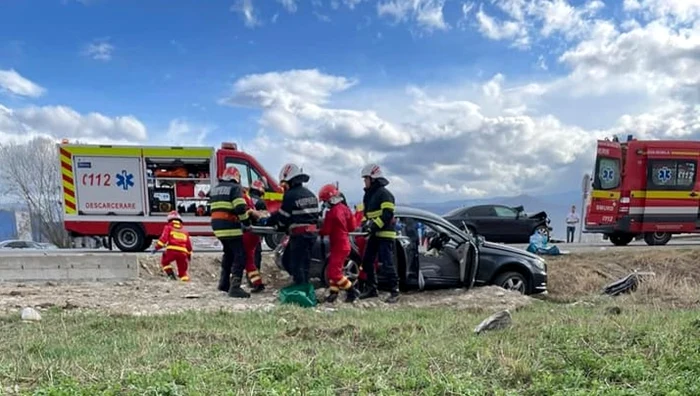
[
  {"left": 292, "top": 208, "right": 320, "bottom": 215},
  {"left": 232, "top": 198, "right": 247, "bottom": 207},
  {"left": 374, "top": 218, "right": 385, "bottom": 228},
  {"left": 170, "top": 231, "right": 187, "bottom": 240},
  {"left": 180, "top": 276, "right": 190, "bottom": 282},
  {"left": 213, "top": 229, "right": 243, "bottom": 238},
  {"left": 377, "top": 230, "right": 396, "bottom": 239},
  {"left": 329, "top": 286, "right": 340, "bottom": 292},
  {"left": 212, "top": 211, "right": 238, "bottom": 221},
  {"left": 366, "top": 209, "right": 382, "bottom": 219},
  {"left": 162, "top": 265, "right": 173, "bottom": 271},
  {"left": 211, "top": 201, "right": 234, "bottom": 210},
  {"left": 156, "top": 240, "right": 166, "bottom": 247},
  {"left": 337, "top": 277, "right": 351, "bottom": 290},
  {"left": 279, "top": 209, "right": 291, "bottom": 217},
  {"left": 166, "top": 245, "right": 189, "bottom": 253},
  {"left": 380, "top": 202, "right": 395, "bottom": 210},
  {"left": 239, "top": 211, "right": 249, "bottom": 221}
]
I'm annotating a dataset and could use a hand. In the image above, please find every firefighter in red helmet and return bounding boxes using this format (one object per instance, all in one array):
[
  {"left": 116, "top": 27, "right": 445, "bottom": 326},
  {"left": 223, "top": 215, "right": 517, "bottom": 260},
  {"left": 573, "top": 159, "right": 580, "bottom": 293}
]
[
  {"left": 318, "top": 183, "right": 359, "bottom": 303},
  {"left": 152, "top": 211, "right": 193, "bottom": 281},
  {"left": 241, "top": 180, "right": 268, "bottom": 293}
]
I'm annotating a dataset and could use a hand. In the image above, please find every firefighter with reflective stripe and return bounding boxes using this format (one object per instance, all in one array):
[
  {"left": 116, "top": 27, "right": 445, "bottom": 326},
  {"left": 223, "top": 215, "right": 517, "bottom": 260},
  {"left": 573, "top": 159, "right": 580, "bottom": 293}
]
[
  {"left": 242, "top": 180, "right": 268, "bottom": 293},
  {"left": 318, "top": 184, "right": 359, "bottom": 303},
  {"left": 210, "top": 166, "right": 253, "bottom": 298},
  {"left": 248, "top": 179, "right": 268, "bottom": 271},
  {"left": 153, "top": 211, "right": 193, "bottom": 281},
  {"left": 267, "top": 163, "right": 320, "bottom": 285},
  {"left": 358, "top": 163, "right": 400, "bottom": 303}
]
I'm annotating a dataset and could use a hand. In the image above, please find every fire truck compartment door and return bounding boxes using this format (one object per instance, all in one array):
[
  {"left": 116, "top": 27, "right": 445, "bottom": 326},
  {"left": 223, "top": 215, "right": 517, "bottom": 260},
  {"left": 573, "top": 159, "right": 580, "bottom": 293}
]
[{"left": 73, "top": 156, "right": 145, "bottom": 215}]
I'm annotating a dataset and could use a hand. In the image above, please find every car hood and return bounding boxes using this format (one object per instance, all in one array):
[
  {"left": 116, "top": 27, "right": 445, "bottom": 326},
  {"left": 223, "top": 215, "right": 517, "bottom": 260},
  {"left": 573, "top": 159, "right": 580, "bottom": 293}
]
[{"left": 480, "top": 241, "right": 541, "bottom": 260}]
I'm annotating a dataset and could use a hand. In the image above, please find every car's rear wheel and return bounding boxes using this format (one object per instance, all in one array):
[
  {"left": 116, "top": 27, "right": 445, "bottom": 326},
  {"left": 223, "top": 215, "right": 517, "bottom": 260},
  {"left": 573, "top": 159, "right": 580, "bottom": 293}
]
[
  {"left": 494, "top": 271, "right": 529, "bottom": 294},
  {"left": 264, "top": 233, "right": 285, "bottom": 250}
]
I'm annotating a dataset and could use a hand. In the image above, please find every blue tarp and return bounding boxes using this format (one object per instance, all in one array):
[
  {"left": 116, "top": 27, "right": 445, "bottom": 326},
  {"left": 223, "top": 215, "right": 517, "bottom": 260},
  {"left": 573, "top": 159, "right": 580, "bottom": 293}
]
[{"left": 0, "top": 210, "right": 17, "bottom": 241}]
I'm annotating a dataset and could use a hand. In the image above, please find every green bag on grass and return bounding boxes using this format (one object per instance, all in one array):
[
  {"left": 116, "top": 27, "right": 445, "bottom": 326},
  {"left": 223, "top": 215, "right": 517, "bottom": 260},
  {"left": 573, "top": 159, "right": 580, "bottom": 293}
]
[{"left": 278, "top": 283, "right": 317, "bottom": 308}]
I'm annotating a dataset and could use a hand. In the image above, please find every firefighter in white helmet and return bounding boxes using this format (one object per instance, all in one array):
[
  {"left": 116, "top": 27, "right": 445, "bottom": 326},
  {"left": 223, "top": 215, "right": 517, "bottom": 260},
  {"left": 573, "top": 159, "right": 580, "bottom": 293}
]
[
  {"left": 266, "top": 163, "right": 321, "bottom": 285},
  {"left": 358, "top": 163, "right": 400, "bottom": 303}
]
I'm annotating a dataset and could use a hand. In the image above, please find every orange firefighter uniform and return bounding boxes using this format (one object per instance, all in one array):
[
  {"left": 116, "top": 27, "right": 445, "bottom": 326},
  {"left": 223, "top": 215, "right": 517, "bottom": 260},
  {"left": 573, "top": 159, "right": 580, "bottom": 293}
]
[
  {"left": 153, "top": 211, "right": 193, "bottom": 281},
  {"left": 319, "top": 184, "right": 359, "bottom": 303},
  {"left": 242, "top": 190, "right": 265, "bottom": 292}
]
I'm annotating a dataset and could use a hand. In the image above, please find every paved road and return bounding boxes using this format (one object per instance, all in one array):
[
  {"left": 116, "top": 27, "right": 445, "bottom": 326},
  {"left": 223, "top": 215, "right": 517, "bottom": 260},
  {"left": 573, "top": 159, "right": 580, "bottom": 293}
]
[{"left": 3, "top": 238, "right": 700, "bottom": 256}]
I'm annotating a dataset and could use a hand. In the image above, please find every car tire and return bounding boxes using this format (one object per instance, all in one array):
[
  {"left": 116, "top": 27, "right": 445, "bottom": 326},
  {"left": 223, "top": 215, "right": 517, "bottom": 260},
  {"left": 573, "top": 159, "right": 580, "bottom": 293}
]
[
  {"left": 264, "top": 233, "right": 284, "bottom": 250},
  {"left": 111, "top": 223, "right": 145, "bottom": 253},
  {"left": 493, "top": 271, "right": 529, "bottom": 294},
  {"left": 609, "top": 233, "right": 634, "bottom": 246},
  {"left": 322, "top": 252, "right": 362, "bottom": 288},
  {"left": 644, "top": 232, "right": 672, "bottom": 246},
  {"left": 534, "top": 225, "right": 550, "bottom": 238}
]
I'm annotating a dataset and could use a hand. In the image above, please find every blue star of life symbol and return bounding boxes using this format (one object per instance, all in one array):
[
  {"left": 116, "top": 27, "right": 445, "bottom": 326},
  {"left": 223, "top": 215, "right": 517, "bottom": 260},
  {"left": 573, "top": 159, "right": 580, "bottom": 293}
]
[
  {"left": 116, "top": 170, "right": 135, "bottom": 191},
  {"left": 657, "top": 167, "right": 672, "bottom": 183},
  {"left": 600, "top": 166, "right": 614, "bottom": 182}
]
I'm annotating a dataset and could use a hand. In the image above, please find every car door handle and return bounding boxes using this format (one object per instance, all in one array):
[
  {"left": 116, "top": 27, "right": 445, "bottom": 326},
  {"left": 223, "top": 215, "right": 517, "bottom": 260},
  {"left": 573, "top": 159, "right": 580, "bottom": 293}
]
[{"left": 691, "top": 192, "right": 698, "bottom": 197}]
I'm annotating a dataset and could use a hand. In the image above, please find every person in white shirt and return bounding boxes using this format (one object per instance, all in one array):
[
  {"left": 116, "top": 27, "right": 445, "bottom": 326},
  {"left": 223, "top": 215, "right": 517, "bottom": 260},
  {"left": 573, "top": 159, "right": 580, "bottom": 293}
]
[{"left": 566, "top": 205, "right": 580, "bottom": 243}]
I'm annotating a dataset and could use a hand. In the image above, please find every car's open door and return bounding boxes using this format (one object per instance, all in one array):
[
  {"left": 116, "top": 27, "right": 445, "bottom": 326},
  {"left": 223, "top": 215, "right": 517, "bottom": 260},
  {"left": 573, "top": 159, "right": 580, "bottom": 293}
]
[{"left": 459, "top": 239, "right": 478, "bottom": 289}]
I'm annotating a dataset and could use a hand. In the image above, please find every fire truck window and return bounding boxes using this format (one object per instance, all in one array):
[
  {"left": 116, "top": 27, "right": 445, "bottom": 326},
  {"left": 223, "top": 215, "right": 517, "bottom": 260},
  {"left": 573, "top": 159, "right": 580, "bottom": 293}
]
[
  {"left": 596, "top": 158, "right": 621, "bottom": 190},
  {"left": 224, "top": 160, "right": 251, "bottom": 187},
  {"left": 649, "top": 160, "right": 696, "bottom": 190}
]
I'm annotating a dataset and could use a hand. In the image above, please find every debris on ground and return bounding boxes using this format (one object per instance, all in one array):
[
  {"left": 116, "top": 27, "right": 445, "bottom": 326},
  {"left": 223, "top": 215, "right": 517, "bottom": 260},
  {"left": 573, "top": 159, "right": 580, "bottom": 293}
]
[
  {"left": 603, "top": 271, "right": 656, "bottom": 296},
  {"left": 474, "top": 309, "right": 512, "bottom": 334},
  {"left": 20, "top": 307, "right": 41, "bottom": 321}
]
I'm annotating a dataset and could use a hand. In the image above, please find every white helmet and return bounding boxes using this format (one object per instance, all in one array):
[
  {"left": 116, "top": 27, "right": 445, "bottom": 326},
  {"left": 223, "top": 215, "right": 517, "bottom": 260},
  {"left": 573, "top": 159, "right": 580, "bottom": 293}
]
[
  {"left": 278, "top": 163, "right": 310, "bottom": 183},
  {"left": 361, "top": 163, "right": 385, "bottom": 180}
]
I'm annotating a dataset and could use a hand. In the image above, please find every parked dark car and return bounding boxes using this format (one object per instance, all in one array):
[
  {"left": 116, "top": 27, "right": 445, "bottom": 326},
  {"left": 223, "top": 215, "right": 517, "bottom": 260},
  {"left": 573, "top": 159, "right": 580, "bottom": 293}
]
[
  {"left": 443, "top": 204, "right": 551, "bottom": 244},
  {"left": 273, "top": 206, "right": 548, "bottom": 295}
]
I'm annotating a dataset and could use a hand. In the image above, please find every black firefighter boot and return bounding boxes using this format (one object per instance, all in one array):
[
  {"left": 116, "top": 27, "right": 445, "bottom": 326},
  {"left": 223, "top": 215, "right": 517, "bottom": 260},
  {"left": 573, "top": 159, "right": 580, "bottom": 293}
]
[
  {"left": 228, "top": 277, "right": 251, "bottom": 298},
  {"left": 325, "top": 291, "right": 339, "bottom": 303},
  {"left": 359, "top": 279, "right": 379, "bottom": 300},
  {"left": 385, "top": 288, "right": 400, "bottom": 304},
  {"left": 344, "top": 287, "right": 359, "bottom": 303}
]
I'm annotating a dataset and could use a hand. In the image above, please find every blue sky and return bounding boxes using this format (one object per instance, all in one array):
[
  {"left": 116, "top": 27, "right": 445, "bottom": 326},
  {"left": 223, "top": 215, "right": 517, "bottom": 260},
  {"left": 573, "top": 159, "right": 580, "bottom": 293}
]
[{"left": 0, "top": 0, "right": 697, "bottom": 202}]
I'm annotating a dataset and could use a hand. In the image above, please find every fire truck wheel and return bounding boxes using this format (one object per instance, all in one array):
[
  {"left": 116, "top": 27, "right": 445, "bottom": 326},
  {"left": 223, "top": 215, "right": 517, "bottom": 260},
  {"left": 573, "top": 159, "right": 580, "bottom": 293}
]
[
  {"left": 609, "top": 233, "right": 634, "bottom": 246},
  {"left": 643, "top": 232, "right": 672, "bottom": 246},
  {"left": 111, "top": 223, "right": 146, "bottom": 252}
]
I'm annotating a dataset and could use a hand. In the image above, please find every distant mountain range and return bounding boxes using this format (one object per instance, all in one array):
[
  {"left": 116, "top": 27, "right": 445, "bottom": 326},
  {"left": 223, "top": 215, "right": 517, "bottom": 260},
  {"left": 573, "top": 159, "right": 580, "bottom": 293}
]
[{"left": 404, "top": 190, "right": 600, "bottom": 241}]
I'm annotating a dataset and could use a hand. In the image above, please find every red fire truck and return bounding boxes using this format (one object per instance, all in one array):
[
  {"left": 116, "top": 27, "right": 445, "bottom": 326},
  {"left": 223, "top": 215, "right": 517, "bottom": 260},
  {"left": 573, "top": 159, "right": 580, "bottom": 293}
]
[
  {"left": 58, "top": 141, "right": 285, "bottom": 252},
  {"left": 584, "top": 135, "right": 700, "bottom": 246}
]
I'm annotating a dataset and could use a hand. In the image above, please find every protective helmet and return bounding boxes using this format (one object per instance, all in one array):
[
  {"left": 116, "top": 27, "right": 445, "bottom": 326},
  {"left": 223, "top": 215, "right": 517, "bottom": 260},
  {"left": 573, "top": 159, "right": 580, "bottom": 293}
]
[
  {"left": 361, "top": 163, "right": 385, "bottom": 179},
  {"left": 221, "top": 166, "right": 241, "bottom": 183},
  {"left": 318, "top": 184, "right": 340, "bottom": 203},
  {"left": 167, "top": 211, "right": 181, "bottom": 222},
  {"left": 279, "top": 163, "right": 310, "bottom": 184},
  {"left": 250, "top": 179, "right": 265, "bottom": 195}
]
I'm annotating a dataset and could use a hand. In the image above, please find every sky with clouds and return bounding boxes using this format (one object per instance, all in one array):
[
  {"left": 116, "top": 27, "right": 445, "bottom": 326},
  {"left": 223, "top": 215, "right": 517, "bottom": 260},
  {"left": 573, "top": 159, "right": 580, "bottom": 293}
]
[{"left": 0, "top": 0, "right": 698, "bottom": 203}]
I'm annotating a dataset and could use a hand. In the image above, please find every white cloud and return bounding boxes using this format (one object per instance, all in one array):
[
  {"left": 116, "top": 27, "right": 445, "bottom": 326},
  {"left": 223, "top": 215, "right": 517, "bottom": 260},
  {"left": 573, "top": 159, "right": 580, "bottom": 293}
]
[
  {"left": 278, "top": 0, "right": 297, "bottom": 13},
  {"left": 0, "top": 69, "right": 46, "bottom": 98},
  {"left": 83, "top": 38, "right": 114, "bottom": 61},
  {"left": 231, "top": 0, "right": 260, "bottom": 28},
  {"left": 0, "top": 103, "right": 147, "bottom": 144},
  {"left": 165, "top": 119, "right": 212, "bottom": 146},
  {"left": 377, "top": 0, "right": 450, "bottom": 32}
]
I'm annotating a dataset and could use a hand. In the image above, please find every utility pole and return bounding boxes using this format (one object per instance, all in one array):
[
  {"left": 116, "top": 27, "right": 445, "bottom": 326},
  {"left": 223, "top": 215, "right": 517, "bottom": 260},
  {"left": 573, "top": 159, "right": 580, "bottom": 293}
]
[{"left": 579, "top": 173, "right": 590, "bottom": 243}]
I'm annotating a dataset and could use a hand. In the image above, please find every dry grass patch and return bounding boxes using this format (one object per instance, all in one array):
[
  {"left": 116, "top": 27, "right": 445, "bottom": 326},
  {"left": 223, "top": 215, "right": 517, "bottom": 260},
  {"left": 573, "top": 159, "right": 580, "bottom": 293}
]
[{"left": 545, "top": 248, "right": 700, "bottom": 307}]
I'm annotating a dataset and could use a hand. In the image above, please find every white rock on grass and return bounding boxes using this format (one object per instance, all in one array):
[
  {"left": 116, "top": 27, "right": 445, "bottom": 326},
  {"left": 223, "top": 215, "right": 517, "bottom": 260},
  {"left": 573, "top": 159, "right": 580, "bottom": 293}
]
[
  {"left": 20, "top": 307, "right": 42, "bottom": 322},
  {"left": 474, "top": 309, "right": 512, "bottom": 335}
]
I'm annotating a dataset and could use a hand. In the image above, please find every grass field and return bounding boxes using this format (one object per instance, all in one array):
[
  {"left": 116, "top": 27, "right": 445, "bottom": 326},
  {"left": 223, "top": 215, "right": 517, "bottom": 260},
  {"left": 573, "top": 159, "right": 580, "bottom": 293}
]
[
  {"left": 3, "top": 248, "right": 700, "bottom": 394},
  {"left": 2, "top": 301, "right": 700, "bottom": 395}
]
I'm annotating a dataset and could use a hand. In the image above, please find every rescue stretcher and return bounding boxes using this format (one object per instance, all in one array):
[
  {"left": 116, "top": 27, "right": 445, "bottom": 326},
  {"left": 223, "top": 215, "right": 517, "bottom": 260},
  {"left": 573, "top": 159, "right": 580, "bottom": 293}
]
[{"left": 249, "top": 225, "right": 368, "bottom": 237}]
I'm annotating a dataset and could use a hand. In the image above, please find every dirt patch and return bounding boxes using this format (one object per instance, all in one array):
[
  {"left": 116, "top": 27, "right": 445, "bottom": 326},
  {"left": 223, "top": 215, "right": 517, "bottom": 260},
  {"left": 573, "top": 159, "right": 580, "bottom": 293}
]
[
  {"left": 546, "top": 248, "right": 700, "bottom": 307},
  {"left": 0, "top": 253, "right": 532, "bottom": 316}
]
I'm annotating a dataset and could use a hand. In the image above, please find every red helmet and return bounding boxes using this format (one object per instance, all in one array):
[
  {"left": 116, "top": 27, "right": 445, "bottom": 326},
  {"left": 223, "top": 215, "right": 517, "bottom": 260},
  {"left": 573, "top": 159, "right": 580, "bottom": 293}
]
[
  {"left": 221, "top": 166, "right": 241, "bottom": 183},
  {"left": 318, "top": 184, "right": 340, "bottom": 203},
  {"left": 166, "top": 211, "right": 181, "bottom": 222},
  {"left": 250, "top": 179, "right": 265, "bottom": 195}
]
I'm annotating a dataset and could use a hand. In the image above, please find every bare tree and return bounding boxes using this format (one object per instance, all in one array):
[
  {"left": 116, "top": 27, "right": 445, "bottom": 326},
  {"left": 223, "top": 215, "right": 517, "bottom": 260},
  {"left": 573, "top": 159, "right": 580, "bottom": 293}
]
[{"left": 0, "top": 137, "right": 71, "bottom": 247}]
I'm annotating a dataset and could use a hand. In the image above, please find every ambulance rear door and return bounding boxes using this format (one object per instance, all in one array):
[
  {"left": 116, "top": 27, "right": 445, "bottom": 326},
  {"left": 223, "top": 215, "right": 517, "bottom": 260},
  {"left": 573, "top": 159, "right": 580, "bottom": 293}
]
[{"left": 586, "top": 140, "right": 623, "bottom": 228}]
